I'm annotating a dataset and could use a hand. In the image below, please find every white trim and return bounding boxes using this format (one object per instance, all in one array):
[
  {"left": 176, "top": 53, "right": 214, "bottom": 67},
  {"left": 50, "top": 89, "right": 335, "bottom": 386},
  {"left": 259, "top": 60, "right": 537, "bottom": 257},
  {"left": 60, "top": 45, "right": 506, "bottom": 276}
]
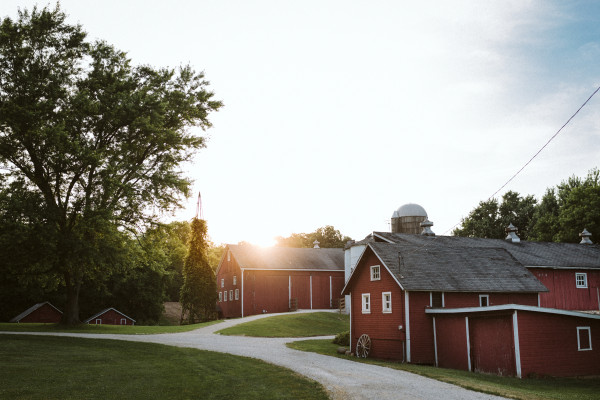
[
  {"left": 329, "top": 276, "right": 332, "bottom": 308},
  {"left": 442, "top": 292, "right": 445, "bottom": 308},
  {"left": 576, "top": 273, "right": 588, "bottom": 288},
  {"left": 425, "top": 304, "right": 600, "bottom": 320},
  {"left": 235, "top": 288, "right": 239, "bottom": 300},
  {"left": 430, "top": 292, "right": 432, "bottom": 307},
  {"left": 382, "top": 292, "right": 392, "bottom": 313},
  {"left": 405, "top": 291, "right": 411, "bottom": 362},
  {"left": 526, "top": 265, "right": 600, "bottom": 270},
  {"left": 96, "top": 318, "right": 102, "bottom": 325},
  {"left": 372, "top": 232, "right": 395, "bottom": 243},
  {"left": 349, "top": 292, "right": 352, "bottom": 351},
  {"left": 361, "top": 293, "right": 371, "bottom": 314},
  {"left": 577, "top": 326, "right": 592, "bottom": 351},
  {"left": 465, "top": 317, "right": 471, "bottom": 372},
  {"left": 289, "top": 275, "right": 292, "bottom": 306},
  {"left": 370, "top": 265, "right": 381, "bottom": 281},
  {"left": 120, "top": 318, "right": 127, "bottom": 325},
  {"left": 537, "top": 293, "right": 540, "bottom": 307},
  {"left": 239, "top": 268, "right": 343, "bottom": 272},
  {"left": 479, "top": 294, "right": 489, "bottom": 307},
  {"left": 513, "top": 311, "right": 522, "bottom": 378},
  {"left": 433, "top": 316, "right": 438, "bottom": 367}
]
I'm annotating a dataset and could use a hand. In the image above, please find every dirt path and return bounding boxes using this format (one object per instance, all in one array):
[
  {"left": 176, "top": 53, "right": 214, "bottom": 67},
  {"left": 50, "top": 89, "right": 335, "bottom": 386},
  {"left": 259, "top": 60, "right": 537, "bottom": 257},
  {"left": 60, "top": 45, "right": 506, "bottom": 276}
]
[{"left": 4, "top": 311, "right": 506, "bottom": 400}]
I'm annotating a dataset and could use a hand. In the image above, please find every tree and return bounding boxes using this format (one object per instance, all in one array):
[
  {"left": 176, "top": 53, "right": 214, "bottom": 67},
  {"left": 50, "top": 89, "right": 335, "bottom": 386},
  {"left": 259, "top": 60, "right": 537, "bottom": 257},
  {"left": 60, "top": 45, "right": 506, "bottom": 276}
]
[
  {"left": 453, "top": 191, "right": 537, "bottom": 240},
  {"left": 275, "top": 225, "right": 352, "bottom": 248},
  {"left": 0, "top": 5, "right": 222, "bottom": 324},
  {"left": 180, "top": 218, "right": 218, "bottom": 324}
]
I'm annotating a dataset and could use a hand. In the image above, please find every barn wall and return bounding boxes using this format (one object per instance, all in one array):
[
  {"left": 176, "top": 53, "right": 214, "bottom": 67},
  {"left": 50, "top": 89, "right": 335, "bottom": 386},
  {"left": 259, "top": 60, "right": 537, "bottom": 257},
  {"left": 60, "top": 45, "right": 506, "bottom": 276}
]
[
  {"left": 530, "top": 269, "right": 600, "bottom": 311},
  {"left": 19, "top": 304, "right": 62, "bottom": 323},
  {"left": 517, "top": 311, "right": 600, "bottom": 377},
  {"left": 434, "top": 315, "right": 469, "bottom": 371},
  {"left": 408, "top": 291, "right": 435, "bottom": 364},
  {"left": 444, "top": 292, "right": 538, "bottom": 308},
  {"left": 217, "top": 249, "right": 242, "bottom": 318},
  {"left": 89, "top": 309, "right": 133, "bottom": 325},
  {"left": 349, "top": 251, "right": 405, "bottom": 360}
]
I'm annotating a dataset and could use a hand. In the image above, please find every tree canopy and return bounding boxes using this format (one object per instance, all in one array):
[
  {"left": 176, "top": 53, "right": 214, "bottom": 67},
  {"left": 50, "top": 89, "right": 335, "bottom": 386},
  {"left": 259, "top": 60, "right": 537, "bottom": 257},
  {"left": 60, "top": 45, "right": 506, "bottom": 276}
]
[
  {"left": 275, "top": 225, "right": 352, "bottom": 248},
  {"left": 0, "top": 5, "right": 222, "bottom": 324},
  {"left": 454, "top": 168, "right": 599, "bottom": 243}
]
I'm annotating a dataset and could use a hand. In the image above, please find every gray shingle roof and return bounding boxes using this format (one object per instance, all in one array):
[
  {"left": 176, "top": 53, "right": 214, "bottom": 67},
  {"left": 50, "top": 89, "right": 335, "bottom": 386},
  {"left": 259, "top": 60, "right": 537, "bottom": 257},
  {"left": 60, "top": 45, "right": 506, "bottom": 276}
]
[
  {"left": 368, "top": 242, "right": 548, "bottom": 293},
  {"left": 9, "top": 301, "right": 62, "bottom": 323},
  {"left": 228, "top": 244, "right": 344, "bottom": 271},
  {"left": 373, "top": 232, "right": 600, "bottom": 269}
]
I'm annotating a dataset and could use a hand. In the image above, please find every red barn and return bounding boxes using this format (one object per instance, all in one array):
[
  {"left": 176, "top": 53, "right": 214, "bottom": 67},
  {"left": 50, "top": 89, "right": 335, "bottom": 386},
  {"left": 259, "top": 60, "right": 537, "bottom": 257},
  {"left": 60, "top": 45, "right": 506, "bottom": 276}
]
[
  {"left": 84, "top": 308, "right": 136, "bottom": 325},
  {"left": 342, "top": 230, "right": 600, "bottom": 377},
  {"left": 217, "top": 244, "right": 345, "bottom": 318},
  {"left": 10, "top": 302, "right": 62, "bottom": 323}
]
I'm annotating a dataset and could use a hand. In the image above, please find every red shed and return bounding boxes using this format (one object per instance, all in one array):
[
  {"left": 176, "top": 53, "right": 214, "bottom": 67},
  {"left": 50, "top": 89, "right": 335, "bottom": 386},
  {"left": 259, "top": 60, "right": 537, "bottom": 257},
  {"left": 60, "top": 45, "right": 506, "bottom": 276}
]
[
  {"left": 217, "top": 244, "right": 345, "bottom": 318},
  {"left": 427, "top": 305, "right": 600, "bottom": 377},
  {"left": 84, "top": 308, "right": 136, "bottom": 325},
  {"left": 10, "top": 302, "right": 62, "bottom": 323}
]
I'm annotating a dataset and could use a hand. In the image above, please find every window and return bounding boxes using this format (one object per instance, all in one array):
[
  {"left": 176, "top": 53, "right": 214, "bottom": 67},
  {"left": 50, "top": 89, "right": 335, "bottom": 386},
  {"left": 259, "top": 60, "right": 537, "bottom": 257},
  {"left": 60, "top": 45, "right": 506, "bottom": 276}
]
[
  {"left": 479, "top": 294, "right": 489, "bottom": 307},
  {"left": 221, "top": 278, "right": 224, "bottom": 288},
  {"left": 223, "top": 291, "right": 227, "bottom": 302},
  {"left": 219, "top": 292, "right": 222, "bottom": 302},
  {"left": 229, "top": 290, "right": 233, "bottom": 301},
  {"left": 382, "top": 292, "right": 392, "bottom": 313},
  {"left": 120, "top": 318, "right": 127, "bottom": 325},
  {"left": 577, "top": 327, "right": 592, "bottom": 351},
  {"left": 370, "top": 265, "right": 381, "bottom": 281},
  {"left": 362, "top": 293, "right": 371, "bottom": 314},
  {"left": 235, "top": 289, "right": 239, "bottom": 300},
  {"left": 233, "top": 275, "right": 237, "bottom": 285},
  {"left": 431, "top": 292, "right": 443, "bottom": 308},
  {"left": 576, "top": 273, "right": 588, "bottom": 288},
  {"left": 95, "top": 319, "right": 102, "bottom": 325}
]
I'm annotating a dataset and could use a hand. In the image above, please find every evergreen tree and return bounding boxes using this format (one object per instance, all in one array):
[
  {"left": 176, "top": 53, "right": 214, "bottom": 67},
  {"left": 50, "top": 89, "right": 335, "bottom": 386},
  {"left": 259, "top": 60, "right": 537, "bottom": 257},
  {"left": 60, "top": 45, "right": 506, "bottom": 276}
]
[{"left": 180, "top": 218, "right": 218, "bottom": 324}]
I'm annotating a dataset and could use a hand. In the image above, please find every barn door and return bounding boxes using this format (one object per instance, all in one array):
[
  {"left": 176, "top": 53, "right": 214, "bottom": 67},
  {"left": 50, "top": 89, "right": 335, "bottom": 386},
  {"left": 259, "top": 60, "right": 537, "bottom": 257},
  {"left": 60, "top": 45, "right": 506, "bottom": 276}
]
[{"left": 469, "top": 316, "right": 516, "bottom": 376}]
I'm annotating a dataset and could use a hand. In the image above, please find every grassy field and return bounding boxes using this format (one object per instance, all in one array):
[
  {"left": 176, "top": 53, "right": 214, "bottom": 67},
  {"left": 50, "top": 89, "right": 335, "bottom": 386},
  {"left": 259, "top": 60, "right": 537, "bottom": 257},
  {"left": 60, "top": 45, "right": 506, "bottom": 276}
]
[
  {"left": 0, "top": 334, "right": 328, "bottom": 400},
  {"left": 288, "top": 339, "right": 600, "bottom": 400},
  {"left": 0, "top": 320, "right": 221, "bottom": 334},
  {"left": 216, "top": 312, "right": 349, "bottom": 337}
]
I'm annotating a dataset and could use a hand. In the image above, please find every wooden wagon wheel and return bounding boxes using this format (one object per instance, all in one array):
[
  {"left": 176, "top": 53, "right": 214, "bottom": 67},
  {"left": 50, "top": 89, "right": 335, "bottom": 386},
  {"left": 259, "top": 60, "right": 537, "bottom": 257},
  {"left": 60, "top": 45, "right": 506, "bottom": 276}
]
[{"left": 356, "top": 334, "right": 371, "bottom": 358}]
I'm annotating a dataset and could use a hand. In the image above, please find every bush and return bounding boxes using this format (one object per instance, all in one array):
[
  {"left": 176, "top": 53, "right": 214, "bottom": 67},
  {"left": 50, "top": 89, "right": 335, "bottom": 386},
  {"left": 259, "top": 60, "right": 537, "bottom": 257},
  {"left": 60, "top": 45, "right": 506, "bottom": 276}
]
[{"left": 332, "top": 331, "right": 349, "bottom": 346}]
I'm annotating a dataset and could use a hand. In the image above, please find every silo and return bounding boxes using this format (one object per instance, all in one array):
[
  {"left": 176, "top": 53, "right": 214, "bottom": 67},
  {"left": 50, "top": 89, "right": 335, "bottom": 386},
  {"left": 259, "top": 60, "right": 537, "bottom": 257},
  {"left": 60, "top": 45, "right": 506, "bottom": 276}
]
[{"left": 391, "top": 203, "right": 428, "bottom": 234}]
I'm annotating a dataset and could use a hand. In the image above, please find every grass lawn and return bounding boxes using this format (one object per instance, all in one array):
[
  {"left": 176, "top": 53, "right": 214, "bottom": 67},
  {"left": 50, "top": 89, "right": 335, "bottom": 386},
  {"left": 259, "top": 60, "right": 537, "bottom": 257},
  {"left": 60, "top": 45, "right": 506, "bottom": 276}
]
[
  {"left": 0, "top": 320, "right": 221, "bottom": 334},
  {"left": 288, "top": 339, "right": 600, "bottom": 400},
  {"left": 216, "top": 312, "right": 349, "bottom": 337},
  {"left": 0, "top": 334, "right": 328, "bottom": 400}
]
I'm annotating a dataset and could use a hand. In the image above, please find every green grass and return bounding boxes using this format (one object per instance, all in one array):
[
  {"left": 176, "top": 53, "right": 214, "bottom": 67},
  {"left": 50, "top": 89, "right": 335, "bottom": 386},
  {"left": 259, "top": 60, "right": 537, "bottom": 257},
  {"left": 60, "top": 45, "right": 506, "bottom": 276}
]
[
  {"left": 287, "top": 339, "right": 600, "bottom": 400},
  {"left": 0, "top": 320, "right": 221, "bottom": 334},
  {"left": 0, "top": 334, "right": 328, "bottom": 400},
  {"left": 216, "top": 312, "right": 349, "bottom": 337}
]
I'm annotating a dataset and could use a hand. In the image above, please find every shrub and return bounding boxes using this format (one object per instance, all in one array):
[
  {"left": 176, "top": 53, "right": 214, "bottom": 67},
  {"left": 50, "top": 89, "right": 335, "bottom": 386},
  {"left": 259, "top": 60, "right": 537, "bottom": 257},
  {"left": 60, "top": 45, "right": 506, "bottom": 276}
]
[{"left": 332, "top": 331, "right": 349, "bottom": 346}]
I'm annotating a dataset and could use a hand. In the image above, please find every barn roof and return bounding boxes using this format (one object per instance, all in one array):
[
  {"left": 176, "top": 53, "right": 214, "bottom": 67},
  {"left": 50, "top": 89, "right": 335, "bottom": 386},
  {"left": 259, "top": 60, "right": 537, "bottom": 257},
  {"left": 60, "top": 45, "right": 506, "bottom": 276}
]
[
  {"left": 372, "top": 232, "right": 600, "bottom": 269},
  {"left": 344, "top": 242, "right": 548, "bottom": 293},
  {"left": 83, "top": 308, "right": 136, "bottom": 323},
  {"left": 9, "top": 301, "right": 62, "bottom": 323},
  {"left": 227, "top": 244, "right": 344, "bottom": 271}
]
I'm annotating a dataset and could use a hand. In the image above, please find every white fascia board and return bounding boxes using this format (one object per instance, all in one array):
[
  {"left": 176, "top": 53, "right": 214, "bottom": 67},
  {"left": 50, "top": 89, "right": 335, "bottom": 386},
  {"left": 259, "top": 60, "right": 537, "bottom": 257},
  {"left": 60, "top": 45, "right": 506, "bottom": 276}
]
[
  {"left": 372, "top": 232, "right": 395, "bottom": 243},
  {"left": 425, "top": 304, "right": 600, "bottom": 320},
  {"left": 525, "top": 265, "right": 600, "bottom": 270}
]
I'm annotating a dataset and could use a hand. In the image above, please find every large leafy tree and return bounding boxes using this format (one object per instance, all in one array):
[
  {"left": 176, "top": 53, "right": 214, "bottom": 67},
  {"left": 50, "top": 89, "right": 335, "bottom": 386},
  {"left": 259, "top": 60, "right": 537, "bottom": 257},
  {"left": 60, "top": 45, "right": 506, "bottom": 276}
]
[
  {"left": 453, "top": 191, "right": 537, "bottom": 240},
  {"left": 0, "top": 6, "right": 221, "bottom": 324},
  {"left": 180, "top": 218, "right": 217, "bottom": 324},
  {"left": 275, "top": 225, "right": 352, "bottom": 248}
]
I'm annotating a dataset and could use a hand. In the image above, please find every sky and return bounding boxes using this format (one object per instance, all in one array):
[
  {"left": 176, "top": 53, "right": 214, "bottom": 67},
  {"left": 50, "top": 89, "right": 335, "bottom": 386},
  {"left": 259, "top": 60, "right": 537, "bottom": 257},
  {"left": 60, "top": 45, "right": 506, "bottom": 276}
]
[{"left": 3, "top": 1, "right": 600, "bottom": 246}]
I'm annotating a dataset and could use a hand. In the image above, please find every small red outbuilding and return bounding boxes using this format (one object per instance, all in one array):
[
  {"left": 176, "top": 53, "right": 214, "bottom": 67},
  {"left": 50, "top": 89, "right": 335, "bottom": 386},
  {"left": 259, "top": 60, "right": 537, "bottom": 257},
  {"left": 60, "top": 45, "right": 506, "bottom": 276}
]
[
  {"left": 10, "top": 301, "right": 63, "bottom": 323},
  {"left": 84, "top": 308, "right": 136, "bottom": 325}
]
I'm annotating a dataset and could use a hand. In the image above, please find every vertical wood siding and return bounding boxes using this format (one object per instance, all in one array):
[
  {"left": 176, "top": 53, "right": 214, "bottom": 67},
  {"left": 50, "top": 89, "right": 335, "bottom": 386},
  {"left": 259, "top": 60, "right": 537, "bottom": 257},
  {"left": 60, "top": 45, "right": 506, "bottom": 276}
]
[
  {"left": 19, "top": 304, "right": 62, "bottom": 323},
  {"left": 531, "top": 269, "right": 600, "bottom": 311},
  {"left": 434, "top": 315, "right": 470, "bottom": 371},
  {"left": 469, "top": 315, "right": 516, "bottom": 376}
]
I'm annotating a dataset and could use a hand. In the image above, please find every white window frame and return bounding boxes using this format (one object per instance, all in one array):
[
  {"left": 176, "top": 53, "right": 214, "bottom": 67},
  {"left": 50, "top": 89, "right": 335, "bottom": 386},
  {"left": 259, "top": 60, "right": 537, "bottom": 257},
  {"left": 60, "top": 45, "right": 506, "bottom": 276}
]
[
  {"left": 223, "top": 291, "right": 227, "bottom": 302},
  {"left": 219, "top": 292, "right": 222, "bottom": 302},
  {"left": 235, "top": 288, "right": 239, "bottom": 300},
  {"left": 362, "top": 293, "right": 371, "bottom": 314},
  {"left": 370, "top": 265, "right": 381, "bottom": 281},
  {"left": 233, "top": 275, "right": 237, "bottom": 286},
  {"left": 95, "top": 319, "right": 102, "bottom": 325},
  {"left": 382, "top": 292, "right": 392, "bottom": 313},
  {"left": 221, "top": 278, "right": 224, "bottom": 288},
  {"left": 229, "top": 290, "right": 233, "bottom": 301},
  {"left": 576, "top": 273, "right": 588, "bottom": 288},
  {"left": 479, "top": 294, "right": 489, "bottom": 307},
  {"left": 577, "top": 326, "right": 592, "bottom": 351},
  {"left": 120, "top": 318, "right": 127, "bottom": 325}
]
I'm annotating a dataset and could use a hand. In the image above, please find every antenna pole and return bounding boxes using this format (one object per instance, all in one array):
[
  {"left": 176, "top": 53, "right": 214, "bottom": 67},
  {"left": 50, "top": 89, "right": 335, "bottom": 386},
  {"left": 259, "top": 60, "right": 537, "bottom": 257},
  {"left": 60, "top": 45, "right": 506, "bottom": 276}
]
[{"left": 195, "top": 192, "right": 202, "bottom": 219}]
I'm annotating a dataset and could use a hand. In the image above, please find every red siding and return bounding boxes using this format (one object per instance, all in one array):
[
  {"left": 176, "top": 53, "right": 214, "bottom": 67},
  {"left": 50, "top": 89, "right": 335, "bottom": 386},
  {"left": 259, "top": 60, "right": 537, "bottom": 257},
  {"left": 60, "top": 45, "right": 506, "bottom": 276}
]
[
  {"left": 530, "top": 268, "right": 600, "bottom": 311},
  {"left": 434, "top": 316, "right": 469, "bottom": 371},
  {"left": 89, "top": 309, "right": 134, "bottom": 325},
  {"left": 517, "top": 311, "right": 600, "bottom": 377},
  {"left": 18, "top": 304, "right": 62, "bottom": 323},
  {"left": 408, "top": 291, "right": 435, "bottom": 364},
  {"left": 469, "top": 315, "right": 516, "bottom": 376},
  {"left": 445, "top": 292, "right": 538, "bottom": 308},
  {"left": 349, "top": 251, "right": 405, "bottom": 360},
  {"left": 217, "top": 250, "right": 242, "bottom": 318}
]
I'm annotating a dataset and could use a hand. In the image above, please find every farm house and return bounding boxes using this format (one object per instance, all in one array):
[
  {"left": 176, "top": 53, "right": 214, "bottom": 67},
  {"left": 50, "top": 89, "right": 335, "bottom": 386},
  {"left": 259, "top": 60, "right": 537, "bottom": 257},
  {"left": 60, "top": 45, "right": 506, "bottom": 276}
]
[
  {"left": 341, "top": 203, "right": 600, "bottom": 377},
  {"left": 217, "top": 244, "right": 345, "bottom": 318},
  {"left": 10, "top": 301, "right": 63, "bottom": 323}
]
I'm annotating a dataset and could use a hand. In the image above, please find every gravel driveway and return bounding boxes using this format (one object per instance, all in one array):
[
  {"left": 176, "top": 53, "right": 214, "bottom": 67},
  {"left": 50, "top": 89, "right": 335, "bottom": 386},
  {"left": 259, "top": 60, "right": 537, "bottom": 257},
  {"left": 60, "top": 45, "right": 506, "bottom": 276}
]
[{"left": 4, "top": 311, "right": 506, "bottom": 400}]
